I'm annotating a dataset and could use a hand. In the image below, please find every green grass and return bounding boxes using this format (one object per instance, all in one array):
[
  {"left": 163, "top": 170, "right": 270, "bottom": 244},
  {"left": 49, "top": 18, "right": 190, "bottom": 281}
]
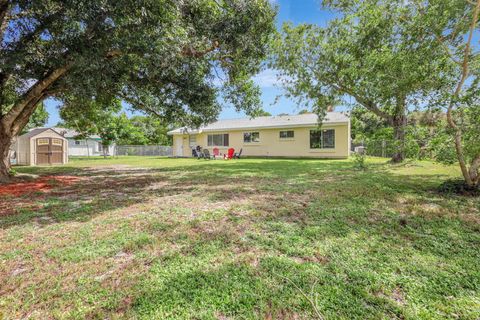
[{"left": 1, "top": 156, "right": 479, "bottom": 319}]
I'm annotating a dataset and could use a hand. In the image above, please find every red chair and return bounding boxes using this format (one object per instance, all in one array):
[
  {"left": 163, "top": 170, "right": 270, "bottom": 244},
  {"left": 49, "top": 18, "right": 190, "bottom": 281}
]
[
  {"left": 213, "top": 148, "right": 220, "bottom": 159},
  {"left": 226, "top": 148, "right": 235, "bottom": 159}
]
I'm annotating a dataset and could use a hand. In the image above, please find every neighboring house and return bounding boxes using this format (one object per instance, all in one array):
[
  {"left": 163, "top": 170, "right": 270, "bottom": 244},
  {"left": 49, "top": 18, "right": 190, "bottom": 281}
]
[
  {"left": 12, "top": 128, "right": 68, "bottom": 166},
  {"left": 167, "top": 112, "right": 351, "bottom": 158},
  {"left": 52, "top": 127, "right": 116, "bottom": 157}
]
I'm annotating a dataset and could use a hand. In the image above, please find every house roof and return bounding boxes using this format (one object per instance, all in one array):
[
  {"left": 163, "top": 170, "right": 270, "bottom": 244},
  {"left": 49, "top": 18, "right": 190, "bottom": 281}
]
[
  {"left": 24, "top": 127, "right": 101, "bottom": 140},
  {"left": 52, "top": 127, "right": 101, "bottom": 139},
  {"left": 167, "top": 112, "right": 349, "bottom": 135}
]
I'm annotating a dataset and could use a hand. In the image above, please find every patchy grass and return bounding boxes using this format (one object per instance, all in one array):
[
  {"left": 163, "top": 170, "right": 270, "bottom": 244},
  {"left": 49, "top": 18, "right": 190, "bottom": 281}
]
[{"left": 1, "top": 156, "right": 479, "bottom": 319}]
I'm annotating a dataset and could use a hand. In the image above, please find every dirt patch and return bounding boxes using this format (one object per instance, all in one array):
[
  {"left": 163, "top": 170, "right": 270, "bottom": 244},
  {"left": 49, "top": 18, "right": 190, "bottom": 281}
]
[
  {"left": 374, "top": 286, "right": 406, "bottom": 306},
  {"left": 0, "top": 175, "right": 85, "bottom": 197}
]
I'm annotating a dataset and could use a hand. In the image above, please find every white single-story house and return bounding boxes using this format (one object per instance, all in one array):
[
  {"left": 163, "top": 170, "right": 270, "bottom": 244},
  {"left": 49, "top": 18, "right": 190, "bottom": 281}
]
[
  {"left": 52, "top": 127, "right": 115, "bottom": 157},
  {"left": 167, "top": 112, "right": 351, "bottom": 158},
  {"left": 12, "top": 128, "right": 69, "bottom": 166}
]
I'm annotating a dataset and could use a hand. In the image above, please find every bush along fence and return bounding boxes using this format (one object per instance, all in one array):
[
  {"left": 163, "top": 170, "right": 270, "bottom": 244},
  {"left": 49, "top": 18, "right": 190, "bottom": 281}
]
[
  {"left": 352, "top": 139, "right": 436, "bottom": 160},
  {"left": 115, "top": 145, "right": 173, "bottom": 156}
]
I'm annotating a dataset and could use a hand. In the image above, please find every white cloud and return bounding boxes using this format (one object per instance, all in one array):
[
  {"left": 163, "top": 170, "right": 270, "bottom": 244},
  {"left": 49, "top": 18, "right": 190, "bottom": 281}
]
[{"left": 252, "top": 69, "right": 281, "bottom": 88}]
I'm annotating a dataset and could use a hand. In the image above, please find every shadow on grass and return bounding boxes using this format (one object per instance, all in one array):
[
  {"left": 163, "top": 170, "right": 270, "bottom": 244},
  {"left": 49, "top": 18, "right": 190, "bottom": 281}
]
[
  {"left": 2, "top": 159, "right": 479, "bottom": 318},
  {"left": 1, "top": 159, "right": 458, "bottom": 229}
]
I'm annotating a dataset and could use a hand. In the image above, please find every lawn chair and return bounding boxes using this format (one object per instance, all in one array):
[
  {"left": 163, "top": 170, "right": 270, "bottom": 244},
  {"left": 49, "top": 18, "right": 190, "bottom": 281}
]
[
  {"left": 225, "top": 148, "right": 235, "bottom": 159},
  {"left": 192, "top": 148, "right": 202, "bottom": 159},
  {"left": 233, "top": 148, "right": 243, "bottom": 159},
  {"left": 212, "top": 148, "right": 220, "bottom": 159},
  {"left": 202, "top": 149, "right": 212, "bottom": 160},
  {"left": 195, "top": 146, "right": 204, "bottom": 159}
]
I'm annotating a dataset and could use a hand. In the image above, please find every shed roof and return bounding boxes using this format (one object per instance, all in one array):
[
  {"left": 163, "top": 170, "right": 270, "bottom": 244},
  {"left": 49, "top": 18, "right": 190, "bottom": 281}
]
[
  {"left": 24, "top": 127, "right": 101, "bottom": 140},
  {"left": 20, "top": 128, "right": 64, "bottom": 139},
  {"left": 167, "top": 112, "right": 349, "bottom": 135}
]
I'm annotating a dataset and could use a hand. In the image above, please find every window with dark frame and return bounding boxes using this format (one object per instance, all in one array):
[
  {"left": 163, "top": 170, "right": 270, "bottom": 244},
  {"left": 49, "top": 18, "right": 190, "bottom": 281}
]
[
  {"left": 243, "top": 132, "right": 260, "bottom": 143},
  {"left": 310, "top": 129, "right": 335, "bottom": 149},
  {"left": 279, "top": 130, "right": 294, "bottom": 139},
  {"left": 189, "top": 135, "right": 197, "bottom": 148},
  {"left": 207, "top": 134, "right": 229, "bottom": 146},
  {"left": 74, "top": 140, "right": 81, "bottom": 145}
]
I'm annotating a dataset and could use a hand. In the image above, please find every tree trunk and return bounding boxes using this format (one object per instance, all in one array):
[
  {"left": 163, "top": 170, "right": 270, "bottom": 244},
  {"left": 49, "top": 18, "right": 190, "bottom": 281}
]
[
  {"left": 103, "top": 144, "right": 108, "bottom": 158},
  {"left": 391, "top": 114, "right": 407, "bottom": 163},
  {"left": 390, "top": 94, "right": 407, "bottom": 163},
  {"left": 0, "top": 130, "right": 12, "bottom": 183},
  {"left": 467, "top": 155, "right": 480, "bottom": 189},
  {"left": 0, "top": 62, "right": 71, "bottom": 182}
]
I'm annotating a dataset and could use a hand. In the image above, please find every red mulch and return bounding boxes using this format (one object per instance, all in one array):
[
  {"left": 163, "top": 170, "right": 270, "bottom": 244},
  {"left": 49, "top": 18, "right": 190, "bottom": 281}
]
[{"left": 0, "top": 175, "right": 84, "bottom": 197}]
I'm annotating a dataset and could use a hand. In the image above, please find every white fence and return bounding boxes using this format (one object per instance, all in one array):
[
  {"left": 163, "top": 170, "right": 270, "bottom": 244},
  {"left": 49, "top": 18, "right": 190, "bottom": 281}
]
[{"left": 115, "top": 145, "right": 172, "bottom": 156}]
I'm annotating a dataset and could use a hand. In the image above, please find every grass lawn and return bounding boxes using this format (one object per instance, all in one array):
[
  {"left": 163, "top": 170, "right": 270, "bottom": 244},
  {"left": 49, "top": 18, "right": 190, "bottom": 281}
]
[{"left": 1, "top": 156, "right": 479, "bottom": 319}]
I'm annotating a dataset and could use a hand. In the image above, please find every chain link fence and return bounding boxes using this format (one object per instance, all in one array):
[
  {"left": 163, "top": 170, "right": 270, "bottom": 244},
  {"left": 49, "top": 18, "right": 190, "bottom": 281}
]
[
  {"left": 352, "top": 139, "right": 434, "bottom": 159},
  {"left": 115, "top": 145, "right": 172, "bottom": 156}
]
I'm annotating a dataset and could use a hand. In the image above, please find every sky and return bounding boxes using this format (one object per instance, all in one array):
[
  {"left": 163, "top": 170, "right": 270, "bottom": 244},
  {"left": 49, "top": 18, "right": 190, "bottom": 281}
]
[{"left": 44, "top": 0, "right": 338, "bottom": 126}]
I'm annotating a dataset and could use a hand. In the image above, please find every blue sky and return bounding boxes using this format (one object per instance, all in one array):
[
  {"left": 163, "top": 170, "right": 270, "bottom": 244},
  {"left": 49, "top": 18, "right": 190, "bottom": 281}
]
[{"left": 44, "top": 0, "right": 337, "bottom": 126}]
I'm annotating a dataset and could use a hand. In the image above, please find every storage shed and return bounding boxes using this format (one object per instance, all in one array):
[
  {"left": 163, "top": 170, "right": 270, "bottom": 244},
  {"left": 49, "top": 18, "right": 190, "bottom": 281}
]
[{"left": 13, "top": 128, "right": 68, "bottom": 166}]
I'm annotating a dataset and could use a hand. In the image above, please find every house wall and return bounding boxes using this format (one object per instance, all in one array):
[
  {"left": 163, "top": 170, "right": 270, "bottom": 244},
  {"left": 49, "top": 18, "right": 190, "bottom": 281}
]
[
  {"left": 67, "top": 139, "right": 115, "bottom": 156},
  {"left": 173, "top": 123, "right": 350, "bottom": 158}
]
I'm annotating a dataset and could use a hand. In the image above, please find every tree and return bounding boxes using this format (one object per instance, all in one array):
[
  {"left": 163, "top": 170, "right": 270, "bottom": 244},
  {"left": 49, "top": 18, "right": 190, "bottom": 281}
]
[
  {"left": 22, "top": 102, "right": 49, "bottom": 134},
  {"left": 253, "top": 109, "right": 272, "bottom": 117},
  {"left": 415, "top": 0, "right": 480, "bottom": 188},
  {"left": 117, "top": 116, "right": 173, "bottom": 146},
  {"left": 271, "top": 0, "right": 451, "bottom": 162},
  {"left": 350, "top": 107, "right": 388, "bottom": 142},
  {"left": 298, "top": 109, "right": 310, "bottom": 115},
  {"left": 60, "top": 98, "right": 129, "bottom": 157},
  {"left": 0, "top": 0, "right": 276, "bottom": 181}
]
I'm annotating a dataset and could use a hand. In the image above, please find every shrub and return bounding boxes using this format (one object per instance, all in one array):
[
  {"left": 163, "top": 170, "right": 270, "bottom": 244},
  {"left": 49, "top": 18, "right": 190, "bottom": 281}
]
[{"left": 353, "top": 152, "right": 367, "bottom": 170}]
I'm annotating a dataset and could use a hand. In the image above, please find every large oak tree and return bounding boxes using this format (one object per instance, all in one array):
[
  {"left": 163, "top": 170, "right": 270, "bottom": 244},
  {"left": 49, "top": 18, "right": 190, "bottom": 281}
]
[
  {"left": 0, "top": 0, "right": 276, "bottom": 181},
  {"left": 271, "top": 0, "right": 452, "bottom": 162}
]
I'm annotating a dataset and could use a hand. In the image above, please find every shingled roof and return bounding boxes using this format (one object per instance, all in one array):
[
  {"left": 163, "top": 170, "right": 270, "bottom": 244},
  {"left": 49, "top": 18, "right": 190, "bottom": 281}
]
[{"left": 168, "top": 112, "right": 349, "bottom": 135}]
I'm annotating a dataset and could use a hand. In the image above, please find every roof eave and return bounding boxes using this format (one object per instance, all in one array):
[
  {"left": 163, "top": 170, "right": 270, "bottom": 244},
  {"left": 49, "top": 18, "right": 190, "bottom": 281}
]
[{"left": 168, "top": 121, "right": 349, "bottom": 134}]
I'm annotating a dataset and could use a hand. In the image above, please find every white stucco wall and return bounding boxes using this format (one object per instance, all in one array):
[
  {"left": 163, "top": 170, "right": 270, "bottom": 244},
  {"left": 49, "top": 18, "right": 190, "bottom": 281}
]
[{"left": 67, "top": 138, "right": 115, "bottom": 156}]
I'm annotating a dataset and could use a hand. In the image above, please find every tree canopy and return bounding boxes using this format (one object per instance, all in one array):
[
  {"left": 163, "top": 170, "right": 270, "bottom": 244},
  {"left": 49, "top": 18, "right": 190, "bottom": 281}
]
[
  {"left": 413, "top": 0, "right": 480, "bottom": 188},
  {"left": 117, "top": 116, "right": 172, "bottom": 146},
  {"left": 59, "top": 98, "right": 129, "bottom": 153},
  {"left": 0, "top": 0, "right": 277, "bottom": 179},
  {"left": 271, "top": 0, "right": 454, "bottom": 162}
]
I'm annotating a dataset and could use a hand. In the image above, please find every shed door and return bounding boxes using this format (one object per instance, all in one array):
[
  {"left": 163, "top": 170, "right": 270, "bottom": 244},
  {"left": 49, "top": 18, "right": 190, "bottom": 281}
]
[{"left": 36, "top": 138, "right": 64, "bottom": 165}]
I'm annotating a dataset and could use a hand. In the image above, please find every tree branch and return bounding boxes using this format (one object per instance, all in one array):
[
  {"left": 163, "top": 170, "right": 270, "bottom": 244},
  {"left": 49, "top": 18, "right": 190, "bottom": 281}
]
[
  {"left": 433, "top": 34, "right": 463, "bottom": 65},
  {"left": 182, "top": 40, "right": 220, "bottom": 58},
  {"left": 446, "top": 0, "right": 480, "bottom": 186},
  {"left": 447, "top": 0, "right": 480, "bottom": 130},
  {"left": 333, "top": 83, "right": 394, "bottom": 123},
  {"left": 1, "top": 62, "right": 73, "bottom": 129},
  {"left": 0, "top": 0, "right": 10, "bottom": 40},
  {"left": 118, "top": 92, "right": 163, "bottom": 118},
  {"left": 11, "top": 92, "right": 47, "bottom": 136}
]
